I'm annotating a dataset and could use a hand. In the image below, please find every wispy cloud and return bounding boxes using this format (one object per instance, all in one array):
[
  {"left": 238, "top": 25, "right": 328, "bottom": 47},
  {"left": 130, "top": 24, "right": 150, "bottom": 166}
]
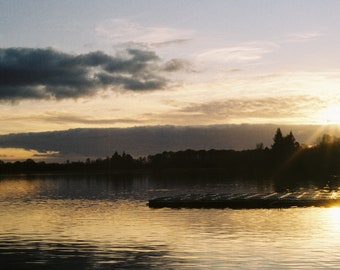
[
  {"left": 39, "top": 113, "right": 146, "bottom": 125},
  {"left": 196, "top": 42, "right": 278, "bottom": 64},
  {"left": 160, "top": 95, "right": 324, "bottom": 124},
  {"left": 152, "top": 39, "right": 191, "bottom": 47},
  {"left": 284, "top": 31, "right": 323, "bottom": 43},
  {"left": 95, "top": 19, "right": 193, "bottom": 46},
  {"left": 1, "top": 112, "right": 146, "bottom": 126},
  {"left": 0, "top": 47, "right": 186, "bottom": 101}
]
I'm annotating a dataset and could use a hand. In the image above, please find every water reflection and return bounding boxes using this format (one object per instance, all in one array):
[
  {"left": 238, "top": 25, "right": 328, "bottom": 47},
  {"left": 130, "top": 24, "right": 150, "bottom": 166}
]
[
  {"left": 0, "top": 173, "right": 273, "bottom": 201},
  {"left": 0, "top": 237, "right": 175, "bottom": 270},
  {"left": 1, "top": 175, "right": 340, "bottom": 269},
  {"left": 328, "top": 207, "right": 340, "bottom": 225}
]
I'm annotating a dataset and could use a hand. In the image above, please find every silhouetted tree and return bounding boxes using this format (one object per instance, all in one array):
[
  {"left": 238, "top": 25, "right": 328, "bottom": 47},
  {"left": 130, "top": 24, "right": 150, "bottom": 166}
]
[
  {"left": 272, "top": 129, "right": 299, "bottom": 156},
  {"left": 272, "top": 128, "right": 283, "bottom": 148}
]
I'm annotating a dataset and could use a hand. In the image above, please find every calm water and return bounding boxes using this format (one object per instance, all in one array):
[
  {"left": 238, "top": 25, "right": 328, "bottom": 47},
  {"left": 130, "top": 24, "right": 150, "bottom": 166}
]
[{"left": 1, "top": 174, "right": 340, "bottom": 269}]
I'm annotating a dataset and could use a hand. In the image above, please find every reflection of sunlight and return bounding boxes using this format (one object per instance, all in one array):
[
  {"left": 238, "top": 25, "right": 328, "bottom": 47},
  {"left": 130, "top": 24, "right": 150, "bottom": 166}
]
[
  {"left": 330, "top": 191, "right": 339, "bottom": 199},
  {"left": 328, "top": 207, "right": 340, "bottom": 226},
  {"left": 0, "top": 179, "right": 38, "bottom": 198}
]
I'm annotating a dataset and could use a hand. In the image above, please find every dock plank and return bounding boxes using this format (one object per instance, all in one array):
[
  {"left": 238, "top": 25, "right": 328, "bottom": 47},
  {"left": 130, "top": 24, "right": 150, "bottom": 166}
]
[{"left": 148, "top": 191, "right": 340, "bottom": 209}]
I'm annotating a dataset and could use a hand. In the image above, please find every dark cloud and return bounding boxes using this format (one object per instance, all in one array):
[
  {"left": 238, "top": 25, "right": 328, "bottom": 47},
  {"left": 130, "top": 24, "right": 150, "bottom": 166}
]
[
  {"left": 161, "top": 59, "right": 190, "bottom": 72},
  {"left": 0, "top": 47, "right": 178, "bottom": 101},
  {"left": 32, "top": 151, "right": 60, "bottom": 158}
]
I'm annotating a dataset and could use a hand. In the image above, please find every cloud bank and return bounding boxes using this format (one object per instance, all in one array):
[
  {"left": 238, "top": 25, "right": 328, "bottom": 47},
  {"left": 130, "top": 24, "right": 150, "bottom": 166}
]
[
  {"left": 0, "top": 47, "right": 181, "bottom": 101},
  {"left": 0, "top": 124, "right": 338, "bottom": 162}
]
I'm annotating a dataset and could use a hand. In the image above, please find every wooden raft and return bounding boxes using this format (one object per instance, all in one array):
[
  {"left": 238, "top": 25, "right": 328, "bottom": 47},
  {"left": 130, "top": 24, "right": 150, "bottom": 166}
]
[{"left": 148, "top": 191, "right": 340, "bottom": 209}]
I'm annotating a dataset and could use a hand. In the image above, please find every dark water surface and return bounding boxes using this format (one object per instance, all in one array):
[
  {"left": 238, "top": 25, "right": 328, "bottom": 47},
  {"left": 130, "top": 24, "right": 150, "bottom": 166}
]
[{"left": 1, "top": 174, "right": 340, "bottom": 269}]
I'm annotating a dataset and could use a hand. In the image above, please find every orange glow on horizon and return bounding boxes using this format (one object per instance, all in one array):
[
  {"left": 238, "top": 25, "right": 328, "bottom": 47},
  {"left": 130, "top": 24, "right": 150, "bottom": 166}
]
[{"left": 0, "top": 148, "right": 58, "bottom": 161}]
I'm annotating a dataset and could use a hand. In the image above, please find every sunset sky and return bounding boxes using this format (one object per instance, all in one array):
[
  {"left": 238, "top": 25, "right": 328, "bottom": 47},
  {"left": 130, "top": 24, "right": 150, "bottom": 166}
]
[{"left": 1, "top": 0, "right": 340, "bottom": 160}]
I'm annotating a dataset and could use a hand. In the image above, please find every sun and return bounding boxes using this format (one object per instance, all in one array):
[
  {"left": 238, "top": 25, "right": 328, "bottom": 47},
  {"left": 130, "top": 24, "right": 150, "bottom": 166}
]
[{"left": 317, "top": 105, "right": 340, "bottom": 124}]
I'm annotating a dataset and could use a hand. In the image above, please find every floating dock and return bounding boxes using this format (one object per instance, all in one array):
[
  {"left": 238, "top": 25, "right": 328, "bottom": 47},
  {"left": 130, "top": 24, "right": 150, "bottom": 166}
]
[{"left": 148, "top": 191, "right": 340, "bottom": 209}]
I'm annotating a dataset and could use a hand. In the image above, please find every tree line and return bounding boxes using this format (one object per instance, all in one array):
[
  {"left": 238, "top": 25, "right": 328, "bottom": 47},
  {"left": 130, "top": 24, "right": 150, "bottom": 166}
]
[{"left": 1, "top": 128, "right": 340, "bottom": 188}]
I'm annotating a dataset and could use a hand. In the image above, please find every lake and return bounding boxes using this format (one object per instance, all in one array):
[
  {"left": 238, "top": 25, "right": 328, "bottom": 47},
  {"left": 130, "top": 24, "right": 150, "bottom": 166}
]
[{"left": 1, "top": 174, "right": 340, "bottom": 269}]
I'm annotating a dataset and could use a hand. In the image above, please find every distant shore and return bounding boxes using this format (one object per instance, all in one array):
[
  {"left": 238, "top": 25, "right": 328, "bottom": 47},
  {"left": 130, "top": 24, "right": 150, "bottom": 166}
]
[{"left": 1, "top": 130, "right": 340, "bottom": 191}]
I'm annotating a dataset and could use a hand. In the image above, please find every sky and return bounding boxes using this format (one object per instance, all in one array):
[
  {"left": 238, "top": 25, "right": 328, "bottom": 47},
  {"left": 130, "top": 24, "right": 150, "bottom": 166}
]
[{"left": 1, "top": 0, "right": 340, "bottom": 160}]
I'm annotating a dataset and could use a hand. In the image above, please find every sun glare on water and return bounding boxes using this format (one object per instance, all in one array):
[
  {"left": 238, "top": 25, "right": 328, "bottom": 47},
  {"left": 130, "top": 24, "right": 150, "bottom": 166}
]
[
  {"left": 328, "top": 206, "right": 340, "bottom": 227},
  {"left": 317, "top": 105, "right": 340, "bottom": 124}
]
